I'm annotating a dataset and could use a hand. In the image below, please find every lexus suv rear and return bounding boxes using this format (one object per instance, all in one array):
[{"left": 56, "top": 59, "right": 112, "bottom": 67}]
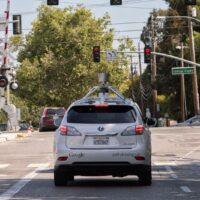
[{"left": 53, "top": 84, "right": 152, "bottom": 186}]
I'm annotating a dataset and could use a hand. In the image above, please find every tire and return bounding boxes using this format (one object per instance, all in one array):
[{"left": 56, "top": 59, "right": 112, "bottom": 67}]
[
  {"left": 138, "top": 166, "right": 152, "bottom": 186},
  {"left": 66, "top": 174, "right": 74, "bottom": 182},
  {"left": 54, "top": 170, "right": 67, "bottom": 186},
  {"left": 39, "top": 127, "right": 44, "bottom": 132}
]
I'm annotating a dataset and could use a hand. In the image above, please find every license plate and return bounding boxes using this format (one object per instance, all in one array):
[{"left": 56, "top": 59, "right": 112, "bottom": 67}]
[{"left": 93, "top": 136, "right": 109, "bottom": 145}]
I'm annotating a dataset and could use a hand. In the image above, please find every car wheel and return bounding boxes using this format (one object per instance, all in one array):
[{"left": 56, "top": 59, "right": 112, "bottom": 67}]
[
  {"left": 66, "top": 173, "right": 74, "bottom": 182},
  {"left": 54, "top": 170, "right": 67, "bottom": 186},
  {"left": 39, "top": 128, "right": 43, "bottom": 132},
  {"left": 138, "top": 166, "right": 152, "bottom": 186}
]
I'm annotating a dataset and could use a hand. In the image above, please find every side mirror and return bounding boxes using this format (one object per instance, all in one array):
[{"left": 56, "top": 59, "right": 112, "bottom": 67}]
[{"left": 54, "top": 118, "right": 62, "bottom": 127}]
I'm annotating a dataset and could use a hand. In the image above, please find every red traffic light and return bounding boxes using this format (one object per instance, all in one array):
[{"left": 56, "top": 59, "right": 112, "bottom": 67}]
[
  {"left": 145, "top": 48, "right": 151, "bottom": 54},
  {"left": 144, "top": 46, "right": 151, "bottom": 63},
  {"left": 0, "top": 76, "right": 8, "bottom": 88},
  {"left": 93, "top": 46, "right": 100, "bottom": 53},
  {"left": 93, "top": 46, "right": 100, "bottom": 62}
]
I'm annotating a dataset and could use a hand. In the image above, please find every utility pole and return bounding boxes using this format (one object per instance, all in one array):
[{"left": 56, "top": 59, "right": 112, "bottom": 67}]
[
  {"left": 180, "top": 43, "right": 186, "bottom": 121},
  {"left": 151, "top": 16, "right": 157, "bottom": 118},
  {"left": 138, "top": 42, "right": 144, "bottom": 117},
  {"left": 187, "top": 5, "right": 200, "bottom": 114},
  {"left": 130, "top": 55, "right": 135, "bottom": 101}
]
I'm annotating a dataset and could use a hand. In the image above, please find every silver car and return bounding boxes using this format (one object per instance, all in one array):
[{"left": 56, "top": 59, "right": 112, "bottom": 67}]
[{"left": 53, "top": 83, "right": 152, "bottom": 186}]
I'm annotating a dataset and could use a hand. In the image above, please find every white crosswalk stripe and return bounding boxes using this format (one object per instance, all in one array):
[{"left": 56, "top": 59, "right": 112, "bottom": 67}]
[
  {"left": 27, "top": 163, "right": 50, "bottom": 168},
  {"left": 0, "top": 164, "right": 10, "bottom": 169},
  {"left": 180, "top": 186, "right": 192, "bottom": 193}
]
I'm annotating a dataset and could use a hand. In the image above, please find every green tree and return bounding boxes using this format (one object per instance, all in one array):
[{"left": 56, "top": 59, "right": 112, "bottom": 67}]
[{"left": 14, "top": 5, "right": 134, "bottom": 123}]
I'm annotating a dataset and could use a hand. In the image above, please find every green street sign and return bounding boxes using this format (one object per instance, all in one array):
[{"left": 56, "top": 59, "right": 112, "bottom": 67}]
[{"left": 172, "top": 67, "right": 195, "bottom": 75}]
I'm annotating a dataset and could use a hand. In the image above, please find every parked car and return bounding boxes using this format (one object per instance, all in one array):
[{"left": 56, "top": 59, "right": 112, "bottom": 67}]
[
  {"left": 175, "top": 115, "right": 200, "bottom": 127},
  {"left": 0, "top": 123, "right": 7, "bottom": 131},
  {"left": 53, "top": 83, "right": 153, "bottom": 186},
  {"left": 19, "top": 121, "right": 33, "bottom": 132},
  {"left": 39, "top": 107, "right": 65, "bottom": 132}
]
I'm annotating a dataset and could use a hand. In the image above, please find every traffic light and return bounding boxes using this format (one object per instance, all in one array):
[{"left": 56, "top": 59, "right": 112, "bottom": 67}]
[
  {"left": 185, "top": 0, "right": 196, "bottom": 5},
  {"left": 13, "top": 15, "right": 22, "bottom": 35},
  {"left": 93, "top": 46, "right": 100, "bottom": 62},
  {"left": 144, "top": 46, "right": 151, "bottom": 63},
  {"left": 47, "top": 0, "right": 59, "bottom": 5},
  {"left": 0, "top": 76, "right": 8, "bottom": 88},
  {"left": 110, "top": 0, "right": 122, "bottom": 5}
]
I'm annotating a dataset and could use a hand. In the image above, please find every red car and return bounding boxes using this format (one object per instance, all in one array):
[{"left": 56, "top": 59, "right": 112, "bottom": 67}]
[{"left": 39, "top": 107, "right": 65, "bottom": 132}]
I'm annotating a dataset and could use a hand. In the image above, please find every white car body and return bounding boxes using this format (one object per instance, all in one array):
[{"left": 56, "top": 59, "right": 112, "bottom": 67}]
[{"left": 53, "top": 83, "right": 152, "bottom": 186}]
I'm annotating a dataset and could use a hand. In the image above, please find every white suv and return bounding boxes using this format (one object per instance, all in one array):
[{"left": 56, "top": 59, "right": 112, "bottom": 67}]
[{"left": 53, "top": 83, "right": 152, "bottom": 186}]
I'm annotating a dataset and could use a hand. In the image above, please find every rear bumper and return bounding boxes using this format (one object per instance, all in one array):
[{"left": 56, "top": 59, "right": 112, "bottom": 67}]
[
  {"left": 54, "top": 163, "right": 150, "bottom": 176},
  {"left": 40, "top": 123, "right": 57, "bottom": 130}
]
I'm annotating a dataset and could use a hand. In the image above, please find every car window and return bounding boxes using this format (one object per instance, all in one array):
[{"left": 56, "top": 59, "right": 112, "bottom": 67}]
[
  {"left": 67, "top": 105, "right": 136, "bottom": 124},
  {"left": 46, "top": 108, "right": 65, "bottom": 116}
]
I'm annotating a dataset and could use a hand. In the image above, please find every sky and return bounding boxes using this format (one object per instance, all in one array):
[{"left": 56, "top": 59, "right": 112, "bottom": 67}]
[{"left": 0, "top": 0, "right": 169, "bottom": 66}]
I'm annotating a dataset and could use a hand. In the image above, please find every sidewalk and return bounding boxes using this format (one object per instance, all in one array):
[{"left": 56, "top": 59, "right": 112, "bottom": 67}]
[{"left": 0, "top": 130, "right": 34, "bottom": 143}]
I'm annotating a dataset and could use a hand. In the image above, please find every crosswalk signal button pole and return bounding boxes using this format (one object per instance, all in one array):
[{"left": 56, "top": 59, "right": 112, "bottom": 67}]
[
  {"left": 93, "top": 46, "right": 100, "bottom": 63},
  {"left": 144, "top": 46, "right": 151, "bottom": 63}
]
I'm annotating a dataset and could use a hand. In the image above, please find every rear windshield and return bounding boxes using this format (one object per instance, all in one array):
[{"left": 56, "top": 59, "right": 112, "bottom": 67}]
[
  {"left": 46, "top": 108, "right": 65, "bottom": 116},
  {"left": 67, "top": 105, "right": 136, "bottom": 124}
]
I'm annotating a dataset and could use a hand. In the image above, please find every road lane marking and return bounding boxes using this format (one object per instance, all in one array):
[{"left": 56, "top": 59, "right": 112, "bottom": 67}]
[
  {"left": 154, "top": 162, "right": 177, "bottom": 166},
  {"left": 0, "top": 163, "right": 49, "bottom": 200},
  {"left": 165, "top": 166, "right": 178, "bottom": 179},
  {"left": 0, "top": 164, "right": 10, "bottom": 169},
  {"left": 0, "top": 175, "right": 8, "bottom": 177},
  {"left": 27, "top": 163, "right": 50, "bottom": 168},
  {"left": 177, "top": 145, "right": 200, "bottom": 161},
  {"left": 0, "top": 184, "right": 11, "bottom": 187},
  {"left": 153, "top": 163, "right": 178, "bottom": 179},
  {"left": 180, "top": 186, "right": 192, "bottom": 193}
]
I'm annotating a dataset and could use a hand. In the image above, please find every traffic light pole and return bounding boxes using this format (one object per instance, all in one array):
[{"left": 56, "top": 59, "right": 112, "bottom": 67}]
[
  {"left": 151, "top": 52, "right": 200, "bottom": 67},
  {"left": 138, "top": 42, "right": 144, "bottom": 117}
]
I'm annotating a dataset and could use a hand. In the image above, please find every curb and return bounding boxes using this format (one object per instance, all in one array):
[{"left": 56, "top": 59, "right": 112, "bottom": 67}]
[
  {"left": 0, "top": 137, "right": 7, "bottom": 143},
  {"left": 17, "top": 132, "right": 31, "bottom": 138},
  {"left": 0, "top": 131, "right": 33, "bottom": 143}
]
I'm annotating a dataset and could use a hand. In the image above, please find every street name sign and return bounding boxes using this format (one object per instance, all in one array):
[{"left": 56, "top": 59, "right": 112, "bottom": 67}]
[{"left": 172, "top": 67, "right": 195, "bottom": 75}]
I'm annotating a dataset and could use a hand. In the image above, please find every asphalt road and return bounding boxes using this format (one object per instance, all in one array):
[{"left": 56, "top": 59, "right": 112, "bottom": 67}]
[{"left": 0, "top": 127, "right": 200, "bottom": 200}]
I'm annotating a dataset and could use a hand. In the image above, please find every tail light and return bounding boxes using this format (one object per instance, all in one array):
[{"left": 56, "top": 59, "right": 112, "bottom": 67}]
[
  {"left": 59, "top": 125, "right": 81, "bottom": 136},
  {"left": 95, "top": 104, "right": 109, "bottom": 107},
  {"left": 135, "top": 125, "right": 144, "bottom": 134},
  {"left": 58, "top": 156, "right": 68, "bottom": 161},
  {"left": 135, "top": 155, "right": 145, "bottom": 160},
  {"left": 121, "top": 125, "right": 144, "bottom": 136}
]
